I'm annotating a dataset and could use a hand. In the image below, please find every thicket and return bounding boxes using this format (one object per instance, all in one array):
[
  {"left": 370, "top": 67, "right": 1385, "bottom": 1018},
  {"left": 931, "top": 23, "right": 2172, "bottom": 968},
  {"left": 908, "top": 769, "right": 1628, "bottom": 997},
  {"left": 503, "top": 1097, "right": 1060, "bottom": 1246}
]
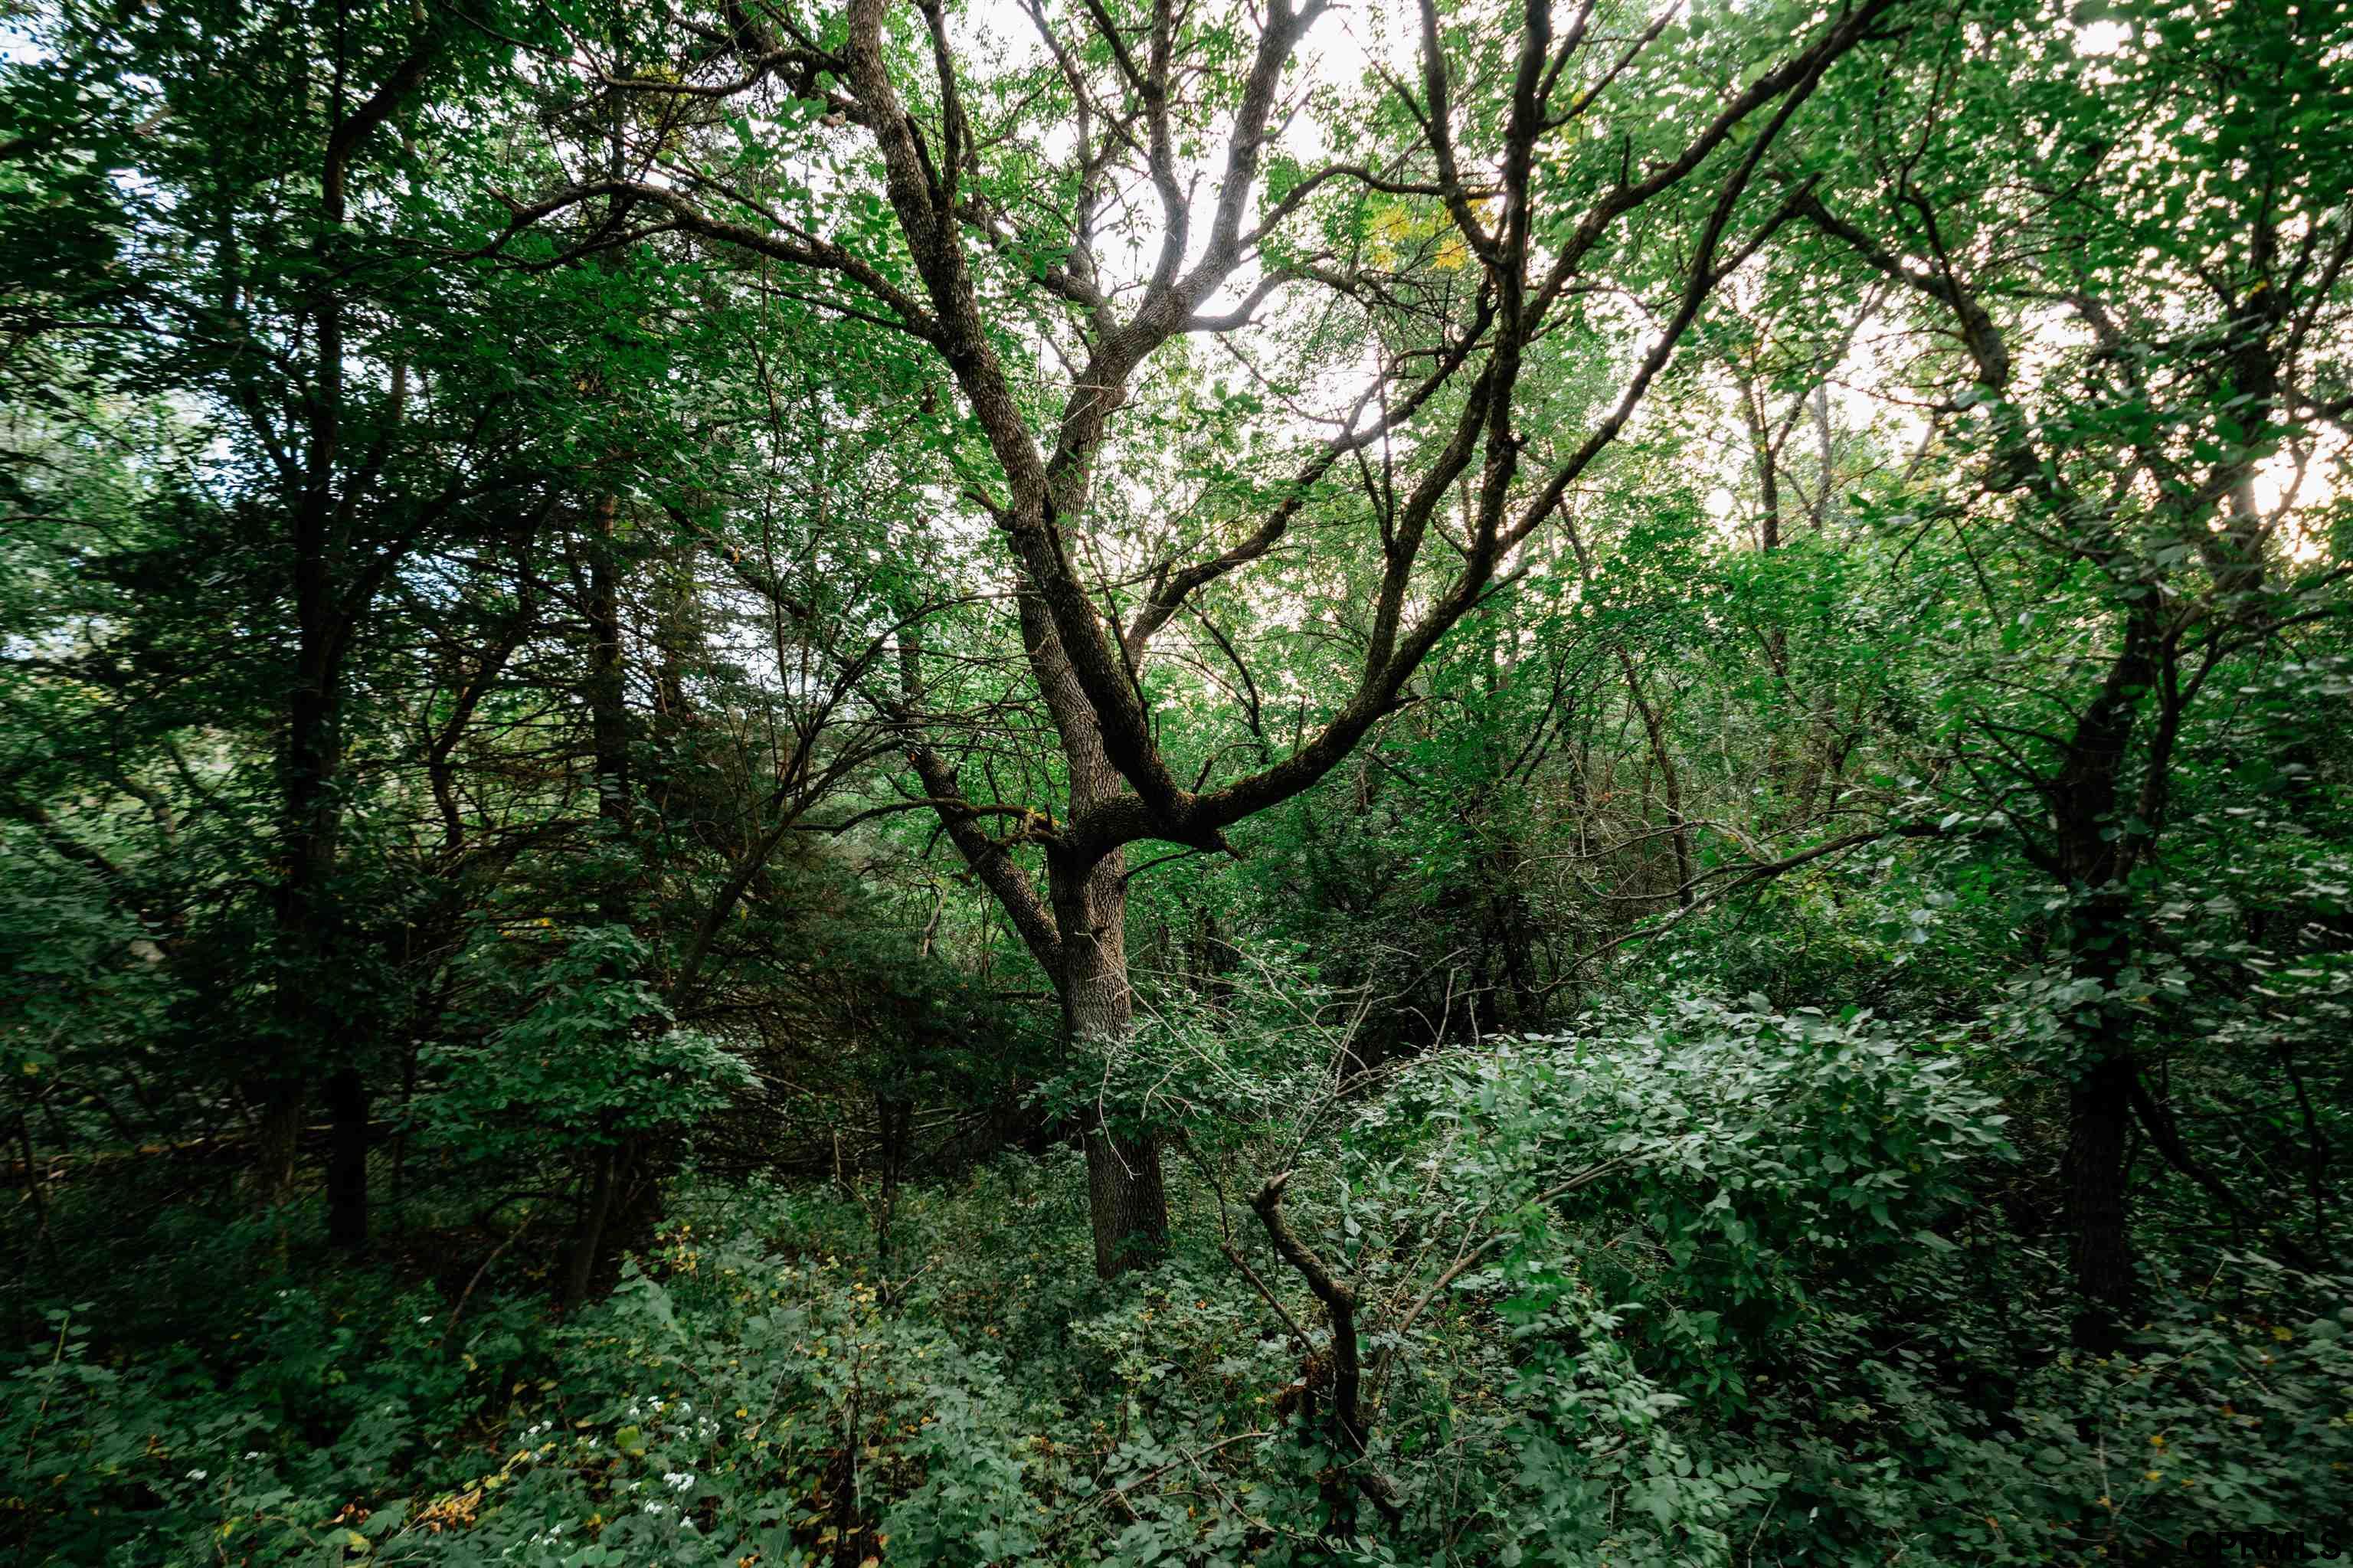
[{"left": 3, "top": 0, "right": 2351, "bottom": 1562}]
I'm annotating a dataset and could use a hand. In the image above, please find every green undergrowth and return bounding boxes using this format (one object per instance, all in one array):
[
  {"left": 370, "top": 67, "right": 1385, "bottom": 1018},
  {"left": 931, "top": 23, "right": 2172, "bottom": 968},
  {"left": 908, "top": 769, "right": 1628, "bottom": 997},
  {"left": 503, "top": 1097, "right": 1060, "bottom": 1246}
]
[{"left": 8, "top": 1005, "right": 2352, "bottom": 1566}]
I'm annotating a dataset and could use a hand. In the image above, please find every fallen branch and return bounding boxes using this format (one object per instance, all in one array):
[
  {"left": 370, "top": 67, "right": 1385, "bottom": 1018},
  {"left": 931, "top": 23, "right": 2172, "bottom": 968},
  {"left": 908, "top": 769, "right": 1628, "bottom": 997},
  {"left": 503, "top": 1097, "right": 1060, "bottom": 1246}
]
[
  {"left": 1250, "top": 1171, "right": 1405, "bottom": 1527},
  {"left": 2129, "top": 1076, "right": 2318, "bottom": 1271},
  {"left": 1039, "top": 1429, "right": 1277, "bottom": 1538},
  {"left": 440, "top": 1208, "right": 538, "bottom": 1348},
  {"left": 1556, "top": 820, "right": 1958, "bottom": 980}
]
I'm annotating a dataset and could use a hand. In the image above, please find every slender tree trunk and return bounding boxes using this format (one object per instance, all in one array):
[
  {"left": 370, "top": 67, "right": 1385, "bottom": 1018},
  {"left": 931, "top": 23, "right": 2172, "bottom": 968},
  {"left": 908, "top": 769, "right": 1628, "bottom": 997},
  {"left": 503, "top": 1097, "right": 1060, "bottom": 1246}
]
[
  {"left": 1746, "top": 389, "right": 1798, "bottom": 803},
  {"left": 262, "top": 20, "right": 412, "bottom": 1242},
  {"left": 586, "top": 496, "right": 631, "bottom": 927},
  {"left": 250, "top": 1073, "right": 306, "bottom": 1215},
  {"left": 324, "top": 1065, "right": 369, "bottom": 1252},
  {"left": 562, "top": 1142, "right": 620, "bottom": 1308},
  {"left": 565, "top": 496, "right": 641, "bottom": 1302},
  {"left": 1559, "top": 513, "right": 1695, "bottom": 908},
  {"left": 875, "top": 1093, "right": 912, "bottom": 1273},
  {"left": 1810, "top": 383, "right": 1838, "bottom": 531},
  {"left": 15, "top": 1108, "right": 59, "bottom": 1275},
  {"left": 1741, "top": 379, "right": 1785, "bottom": 558},
  {"left": 1625, "top": 663, "right": 1696, "bottom": 909}
]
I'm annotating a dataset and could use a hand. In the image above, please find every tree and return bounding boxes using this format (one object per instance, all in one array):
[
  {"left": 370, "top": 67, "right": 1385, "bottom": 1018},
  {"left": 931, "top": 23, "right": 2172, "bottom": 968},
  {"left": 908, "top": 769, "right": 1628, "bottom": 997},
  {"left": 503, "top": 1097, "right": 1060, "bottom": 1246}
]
[
  {"left": 507, "top": 0, "right": 1909, "bottom": 1274},
  {"left": 0, "top": 0, "right": 742, "bottom": 1249},
  {"left": 1772, "top": 0, "right": 2353, "bottom": 1341}
]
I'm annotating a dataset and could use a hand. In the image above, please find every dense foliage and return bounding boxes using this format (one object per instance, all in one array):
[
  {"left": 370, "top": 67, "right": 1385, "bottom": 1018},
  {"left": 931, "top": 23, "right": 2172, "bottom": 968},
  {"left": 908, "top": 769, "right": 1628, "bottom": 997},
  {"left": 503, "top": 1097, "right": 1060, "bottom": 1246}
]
[{"left": 4, "top": 0, "right": 2351, "bottom": 1561}]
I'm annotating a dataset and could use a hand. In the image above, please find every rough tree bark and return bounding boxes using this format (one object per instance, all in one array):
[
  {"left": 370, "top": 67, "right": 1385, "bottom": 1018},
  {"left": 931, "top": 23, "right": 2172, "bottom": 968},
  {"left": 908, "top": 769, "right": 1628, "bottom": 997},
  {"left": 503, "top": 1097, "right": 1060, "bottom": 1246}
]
[{"left": 1052, "top": 846, "right": 1170, "bottom": 1276}]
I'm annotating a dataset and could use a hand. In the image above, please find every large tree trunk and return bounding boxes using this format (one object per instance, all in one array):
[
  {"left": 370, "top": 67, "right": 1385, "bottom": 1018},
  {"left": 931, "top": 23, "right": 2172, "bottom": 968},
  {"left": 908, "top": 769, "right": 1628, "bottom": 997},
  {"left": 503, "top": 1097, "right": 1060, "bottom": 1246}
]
[
  {"left": 2052, "top": 618, "right": 2159, "bottom": 1349},
  {"left": 2064, "top": 984, "right": 2140, "bottom": 1351},
  {"left": 2060, "top": 868, "right": 2145, "bottom": 1354},
  {"left": 265, "top": 571, "right": 344, "bottom": 1229},
  {"left": 1051, "top": 847, "right": 1168, "bottom": 1278}
]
